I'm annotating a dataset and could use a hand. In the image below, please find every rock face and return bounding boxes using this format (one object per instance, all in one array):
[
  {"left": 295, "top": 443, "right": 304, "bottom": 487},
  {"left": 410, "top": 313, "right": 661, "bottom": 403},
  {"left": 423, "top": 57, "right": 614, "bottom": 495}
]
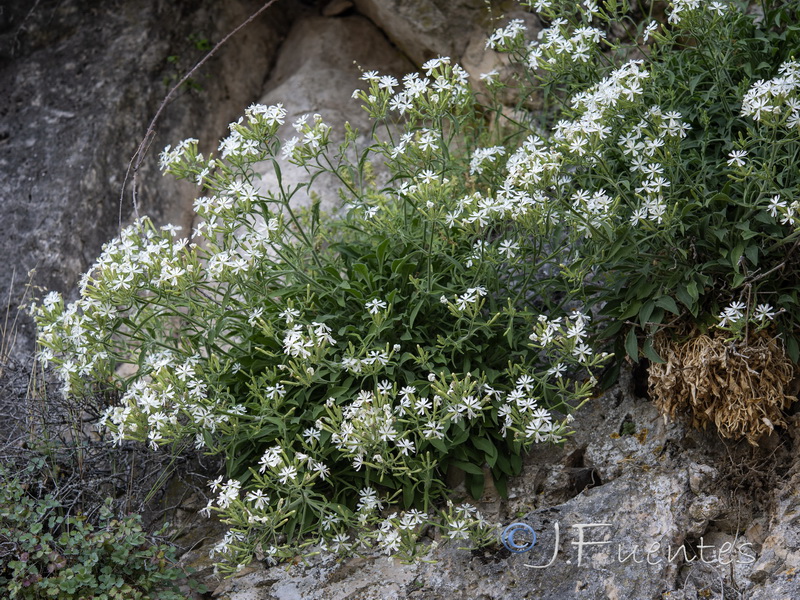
[
  {"left": 352, "top": 0, "right": 502, "bottom": 66},
  {"left": 0, "top": 0, "right": 289, "bottom": 356}
]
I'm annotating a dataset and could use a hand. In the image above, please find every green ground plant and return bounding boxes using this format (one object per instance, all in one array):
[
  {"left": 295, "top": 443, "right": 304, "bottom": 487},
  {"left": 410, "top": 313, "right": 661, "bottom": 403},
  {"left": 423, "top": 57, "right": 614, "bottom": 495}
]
[
  {"left": 33, "top": 0, "right": 800, "bottom": 571},
  {"left": 0, "top": 461, "right": 197, "bottom": 600}
]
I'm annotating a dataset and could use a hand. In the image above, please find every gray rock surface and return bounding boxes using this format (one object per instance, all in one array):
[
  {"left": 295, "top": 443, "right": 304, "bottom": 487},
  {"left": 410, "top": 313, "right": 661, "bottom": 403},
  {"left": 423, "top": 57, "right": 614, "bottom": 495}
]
[
  {"left": 0, "top": 0, "right": 289, "bottom": 357},
  {"left": 352, "top": 0, "right": 502, "bottom": 66}
]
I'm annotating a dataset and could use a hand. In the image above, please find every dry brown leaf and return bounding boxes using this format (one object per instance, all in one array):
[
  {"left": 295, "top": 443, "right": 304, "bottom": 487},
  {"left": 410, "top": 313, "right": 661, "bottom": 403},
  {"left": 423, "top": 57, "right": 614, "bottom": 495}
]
[{"left": 649, "top": 329, "right": 797, "bottom": 445}]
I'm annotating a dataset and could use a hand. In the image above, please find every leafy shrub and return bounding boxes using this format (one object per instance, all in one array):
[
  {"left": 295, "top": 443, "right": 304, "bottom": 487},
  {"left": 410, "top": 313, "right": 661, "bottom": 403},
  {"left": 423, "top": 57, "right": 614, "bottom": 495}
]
[
  {"left": 0, "top": 461, "right": 194, "bottom": 600},
  {"left": 485, "top": 0, "right": 800, "bottom": 438},
  {"left": 33, "top": 0, "right": 800, "bottom": 570},
  {"left": 33, "top": 61, "right": 607, "bottom": 566},
  {"left": 490, "top": 0, "right": 800, "bottom": 361}
]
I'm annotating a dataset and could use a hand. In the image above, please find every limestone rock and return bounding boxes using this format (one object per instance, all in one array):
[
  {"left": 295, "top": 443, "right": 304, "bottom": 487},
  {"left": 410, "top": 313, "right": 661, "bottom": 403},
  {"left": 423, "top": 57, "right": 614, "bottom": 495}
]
[
  {"left": 322, "top": 0, "right": 355, "bottom": 18},
  {"left": 748, "top": 467, "right": 800, "bottom": 598},
  {"left": 688, "top": 463, "right": 718, "bottom": 495},
  {"left": 206, "top": 464, "right": 693, "bottom": 600},
  {"left": 253, "top": 14, "right": 413, "bottom": 215},
  {"left": 352, "top": 0, "right": 504, "bottom": 66}
]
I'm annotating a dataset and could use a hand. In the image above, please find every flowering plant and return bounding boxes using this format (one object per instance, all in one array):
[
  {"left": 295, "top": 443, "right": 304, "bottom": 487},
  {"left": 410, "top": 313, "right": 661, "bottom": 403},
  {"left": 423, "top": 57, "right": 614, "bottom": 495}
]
[
  {"left": 33, "top": 0, "right": 800, "bottom": 569},
  {"left": 485, "top": 0, "right": 800, "bottom": 439},
  {"left": 34, "top": 51, "right": 607, "bottom": 568},
  {"left": 496, "top": 0, "right": 800, "bottom": 364}
]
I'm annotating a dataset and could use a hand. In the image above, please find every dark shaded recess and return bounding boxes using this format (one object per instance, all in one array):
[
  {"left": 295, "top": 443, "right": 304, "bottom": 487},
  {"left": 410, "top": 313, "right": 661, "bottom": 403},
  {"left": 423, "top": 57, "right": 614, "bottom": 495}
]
[
  {"left": 632, "top": 358, "right": 651, "bottom": 399},
  {"left": 565, "top": 447, "right": 602, "bottom": 495}
]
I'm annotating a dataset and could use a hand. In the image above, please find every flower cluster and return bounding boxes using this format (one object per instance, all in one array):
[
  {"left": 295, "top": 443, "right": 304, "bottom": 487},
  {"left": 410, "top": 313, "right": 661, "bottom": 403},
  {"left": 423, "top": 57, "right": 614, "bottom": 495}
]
[
  {"left": 716, "top": 301, "right": 780, "bottom": 339},
  {"left": 741, "top": 59, "right": 800, "bottom": 127},
  {"left": 353, "top": 56, "right": 471, "bottom": 121}
]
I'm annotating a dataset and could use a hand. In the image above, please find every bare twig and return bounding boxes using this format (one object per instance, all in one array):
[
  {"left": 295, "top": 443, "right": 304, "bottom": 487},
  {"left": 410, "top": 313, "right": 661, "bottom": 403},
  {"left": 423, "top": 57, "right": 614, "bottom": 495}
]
[{"left": 118, "top": 0, "right": 282, "bottom": 228}]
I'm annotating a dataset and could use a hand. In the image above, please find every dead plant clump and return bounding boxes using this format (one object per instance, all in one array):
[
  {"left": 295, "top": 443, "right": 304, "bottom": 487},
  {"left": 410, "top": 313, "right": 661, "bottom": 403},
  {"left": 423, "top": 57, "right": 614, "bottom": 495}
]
[{"left": 648, "top": 330, "right": 797, "bottom": 445}]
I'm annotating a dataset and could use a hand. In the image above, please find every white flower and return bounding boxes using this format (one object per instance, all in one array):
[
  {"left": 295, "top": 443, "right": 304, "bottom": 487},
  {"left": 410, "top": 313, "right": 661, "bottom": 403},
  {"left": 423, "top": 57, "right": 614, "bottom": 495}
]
[
  {"left": 217, "top": 479, "right": 241, "bottom": 509},
  {"left": 470, "top": 146, "right": 507, "bottom": 175},
  {"left": 365, "top": 298, "right": 388, "bottom": 314},
  {"left": 246, "top": 490, "right": 269, "bottom": 510},
  {"left": 357, "top": 487, "right": 382, "bottom": 512},
  {"left": 208, "top": 475, "right": 224, "bottom": 493},
  {"left": 303, "top": 426, "right": 321, "bottom": 444},
  {"left": 753, "top": 303, "right": 776, "bottom": 322},
  {"left": 378, "top": 75, "right": 398, "bottom": 91},
  {"left": 423, "top": 420, "right": 445, "bottom": 439},
  {"left": 422, "top": 56, "right": 450, "bottom": 75},
  {"left": 767, "top": 194, "right": 786, "bottom": 218},
  {"left": 258, "top": 446, "right": 282, "bottom": 473},
  {"left": 480, "top": 69, "right": 499, "bottom": 83},
  {"left": 414, "top": 396, "right": 432, "bottom": 415},
  {"left": 708, "top": 1, "right": 727, "bottom": 16},
  {"left": 277, "top": 465, "right": 297, "bottom": 484},
  {"left": 498, "top": 239, "right": 519, "bottom": 259},
  {"left": 396, "top": 438, "right": 416, "bottom": 455},
  {"left": 718, "top": 301, "right": 747, "bottom": 327},
  {"left": 727, "top": 150, "right": 748, "bottom": 167},
  {"left": 572, "top": 343, "right": 593, "bottom": 363},
  {"left": 329, "top": 533, "right": 352, "bottom": 553},
  {"left": 281, "top": 136, "right": 300, "bottom": 159},
  {"left": 630, "top": 206, "right": 648, "bottom": 226},
  {"left": 486, "top": 19, "right": 527, "bottom": 50},
  {"left": 312, "top": 460, "right": 330, "bottom": 480},
  {"left": 643, "top": 21, "right": 658, "bottom": 42}
]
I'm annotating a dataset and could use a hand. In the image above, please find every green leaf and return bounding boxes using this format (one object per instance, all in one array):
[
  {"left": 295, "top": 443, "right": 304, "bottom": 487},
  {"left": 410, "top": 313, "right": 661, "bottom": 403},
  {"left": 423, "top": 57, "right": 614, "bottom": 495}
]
[
  {"left": 450, "top": 460, "right": 484, "bottom": 476},
  {"left": 620, "top": 301, "right": 642, "bottom": 320},
  {"left": 676, "top": 286, "right": 693, "bottom": 310},
  {"left": 376, "top": 238, "right": 390, "bottom": 266},
  {"left": 450, "top": 427, "right": 470, "bottom": 446},
  {"left": 730, "top": 243, "right": 744, "bottom": 271},
  {"left": 625, "top": 328, "right": 639, "bottom": 361},
  {"left": 407, "top": 297, "right": 424, "bottom": 329},
  {"left": 639, "top": 300, "right": 655, "bottom": 327},
  {"left": 429, "top": 438, "right": 448, "bottom": 454},
  {"left": 788, "top": 336, "right": 799, "bottom": 363},
  {"left": 467, "top": 472, "right": 485, "bottom": 500},
  {"left": 402, "top": 481, "right": 415, "bottom": 508},
  {"left": 642, "top": 338, "right": 664, "bottom": 364},
  {"left": 656, "top": 295, "right": 680, "bottom": 315},
  {"left": 510, "top": 453, "right": 522, "bottom": 475},
  {"left": 472, "top": 437, "right": 498, "bottom": 467},
  {"left": 352, "top": 262, "right": 369, "bottom": 281},
  {"left": 494, "top": 453, "right": 512, "bottom": 475},
  {"left": 686, "top": 281, "right": 699, "bottom": 300},
  {"left": 734, "top": 221, "right": 759, "bottom": 240},
  {"left": 493, "top": 473, "right": 509, "bottom": 499},
  {"left": 603, "top": 319, "right": 625, "bottom": 337},
  {"left": 745, "top": 245, "right": 759, "bottom": 266}
]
